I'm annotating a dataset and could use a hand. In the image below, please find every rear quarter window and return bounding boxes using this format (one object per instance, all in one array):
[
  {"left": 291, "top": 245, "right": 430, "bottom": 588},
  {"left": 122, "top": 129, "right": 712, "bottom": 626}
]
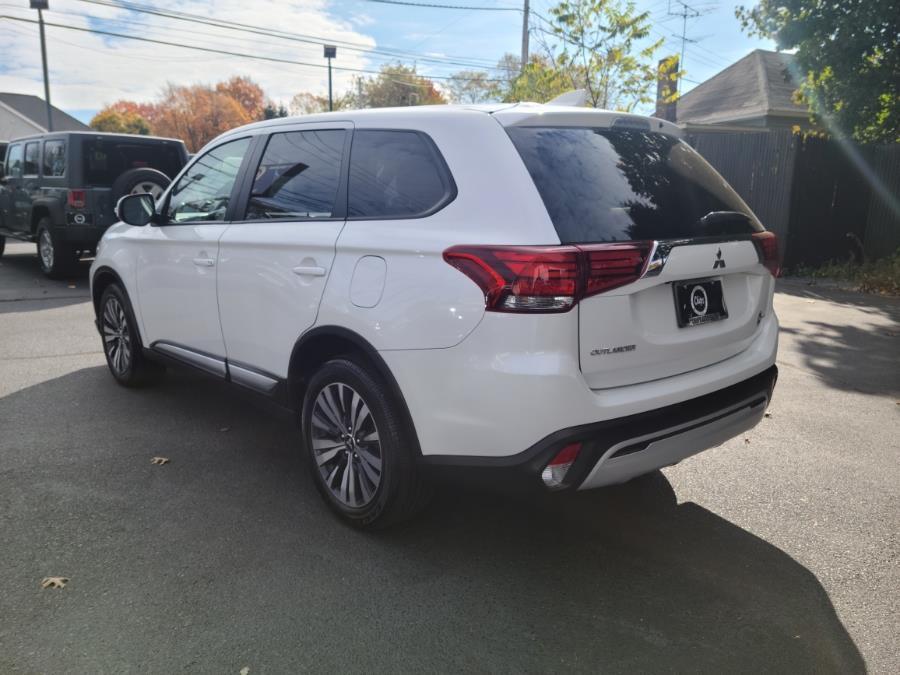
[
  {"left": 507, "top": 126, "right": 763, "bottom": 243},
  {"left": 43, "top": 139, "right": 66, "bottom": 177},
  {"left": 348, "top": 130, "right": 454, "bottom": 219},
  {"left": 82, "top": 139, "right": 184, "bottom": 187}
]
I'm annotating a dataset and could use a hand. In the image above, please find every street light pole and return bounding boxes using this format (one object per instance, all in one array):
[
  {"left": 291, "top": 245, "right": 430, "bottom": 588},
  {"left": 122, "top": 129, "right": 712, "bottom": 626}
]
[
  {"left": 324, "top": 45, "right": 336, "bottom": 112},
  {"left": 31, "top": 0, "right": 52, "bottom": 131},
  {"left": 520, "top": 0, "right": 529, "bottom": 73}
]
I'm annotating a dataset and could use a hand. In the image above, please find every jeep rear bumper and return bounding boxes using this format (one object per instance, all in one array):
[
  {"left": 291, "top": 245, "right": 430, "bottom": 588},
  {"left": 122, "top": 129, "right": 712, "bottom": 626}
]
[{"left": 421, "top": 365, "right": 777, "bottom": 492}]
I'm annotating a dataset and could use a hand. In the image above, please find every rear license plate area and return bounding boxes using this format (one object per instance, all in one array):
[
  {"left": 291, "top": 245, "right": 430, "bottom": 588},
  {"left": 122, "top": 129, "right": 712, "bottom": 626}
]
[{"left": 673, "top": 278, "right": 728, "bottom": 327}]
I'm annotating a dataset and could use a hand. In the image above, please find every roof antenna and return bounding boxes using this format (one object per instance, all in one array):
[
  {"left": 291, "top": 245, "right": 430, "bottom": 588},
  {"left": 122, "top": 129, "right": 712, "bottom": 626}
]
[{"left": 546, "top": 89, "right": 588, "bottom": 107}]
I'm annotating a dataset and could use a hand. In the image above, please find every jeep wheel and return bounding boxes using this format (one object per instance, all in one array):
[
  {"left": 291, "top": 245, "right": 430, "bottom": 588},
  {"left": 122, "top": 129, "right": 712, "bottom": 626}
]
[
  {"left": 302, "top": 358, "right": 430, "bottom": 529},
  {"left": 99, "top": 284, "right": 164, "bottom": 387},
  {"left": 36, "top": 219, "right": 77, "bottom": 279},
  {"left": 111, "top": 168, "right": 171, "bottom": 205},
  {"left": 0, "top": 235, "right": 5, "bottom": 257}
]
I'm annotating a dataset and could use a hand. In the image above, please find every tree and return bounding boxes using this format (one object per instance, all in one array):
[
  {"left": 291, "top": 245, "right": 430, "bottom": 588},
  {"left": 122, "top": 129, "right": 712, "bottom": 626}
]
[
  {"left": 736, "top": 0, "right": 899, "bottom": 142},
  {"left": 446, "top": 70, "right": 496, "bottom": 104},
  {"left": 502, "top": 55, "right": 575, "bottom": 103},
  {"left": 151, "top": 83, "right": 252, "bottom": 151},
  {"left": 89, "top": 108, "right": 151, "bottom": 135},
  {"left": 357, "top": 64, "right": 446, "bottom": 108},
  {"left": 263, "top": 102, "right": 289, "bottom": 119},
  {"left": 543, "top": 0, "right": 668, "bottom": 111},
  {"left": 216, "top": 76, "right": 266, "bottom": 120}
]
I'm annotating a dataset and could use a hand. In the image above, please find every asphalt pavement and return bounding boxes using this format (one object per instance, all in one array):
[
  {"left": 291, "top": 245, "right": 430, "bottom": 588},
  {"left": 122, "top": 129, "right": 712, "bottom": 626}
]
[{"left": 1, "top": 241, "right": 897, "bottom": 674}]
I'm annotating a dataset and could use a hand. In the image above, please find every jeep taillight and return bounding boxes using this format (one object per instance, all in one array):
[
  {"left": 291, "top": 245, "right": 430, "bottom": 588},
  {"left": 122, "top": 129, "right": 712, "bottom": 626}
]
[
  {"left": 752, "top": 231, "right": 780, "bottom": 277},
  {"left": 67, "top": 189, "right": 86, "bottom": 209},
  {"left": 443, "top": 242, "right": 652, "bottom": 313}
]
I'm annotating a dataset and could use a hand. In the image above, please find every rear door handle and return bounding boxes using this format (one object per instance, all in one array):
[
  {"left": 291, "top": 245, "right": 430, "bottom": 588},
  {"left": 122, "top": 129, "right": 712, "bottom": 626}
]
[
  {"left": 292, "top": 265, "right": 327, "bottom": 277},
  {"left": 193, "top": 257, "right": 215, "bottom": 267}
]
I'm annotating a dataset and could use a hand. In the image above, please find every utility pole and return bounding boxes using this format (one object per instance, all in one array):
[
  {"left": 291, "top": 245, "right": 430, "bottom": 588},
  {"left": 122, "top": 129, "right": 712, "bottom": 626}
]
[
  {"left": 324, "top": 45, "right": 336, "bottom": 111},
  {"left": 31, "top": 0, "right": 52, "bottom": 131},
  {"left": 666, "top": 0, "right": 701, "bottom": 93},
  {"left": 520, "top": 0, "right": 529, "bottom": 73}
]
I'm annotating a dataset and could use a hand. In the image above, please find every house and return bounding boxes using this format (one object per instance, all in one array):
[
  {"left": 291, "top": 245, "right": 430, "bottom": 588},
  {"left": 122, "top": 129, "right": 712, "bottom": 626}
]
[
  {"left": 0, "top": 92, "right": 90, "bottom": 145},
  {"left": 674, "top": 50, "right": 811, "bottom": 131}
]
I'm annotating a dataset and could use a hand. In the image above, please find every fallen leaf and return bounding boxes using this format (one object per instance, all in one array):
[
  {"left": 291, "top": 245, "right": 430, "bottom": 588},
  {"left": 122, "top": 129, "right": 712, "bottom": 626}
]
[
  {"left": 883, "top": 331, "right": 898, "bottom": 338},
  {"left": 764, "top": 412, "right": 772, "bottom": 418},
  {"left": 41, "top": 576, "right": 69, "bottom": 589},
  {"left": 220, "top": 427, "right": 230, "bottom": 432},
  {"left": 68, "top": 283, "right": 76, "bottom": 289},
  {"left": 240, "top": 668, "right": 250, "bottom": 675},
  {"left": 150, "top": 457, "right": 170, "bottom": 465},
  {"left": 744, "top": 438, "right": 751, "bottom": 444},
  {"left": 806, "top": 299, "right": 816, "bottom": 303}
]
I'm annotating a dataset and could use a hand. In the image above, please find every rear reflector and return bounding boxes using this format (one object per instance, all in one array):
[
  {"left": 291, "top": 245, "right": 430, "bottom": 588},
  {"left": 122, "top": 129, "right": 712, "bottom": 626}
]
[
  {"left": 67, "top": 189, "right": 86, "bottom": 209},
  {"left": 541, "top": 442, "right": 582, "bottom": 489},
  {"left": 752, "top": 231, "right": 780, "bottom": 277},
  {"left": 443, "top": 242, "right": 652, "bottom": 313}
]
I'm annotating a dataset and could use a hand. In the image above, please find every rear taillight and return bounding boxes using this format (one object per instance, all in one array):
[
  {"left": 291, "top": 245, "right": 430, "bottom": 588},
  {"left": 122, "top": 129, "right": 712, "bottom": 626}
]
[
  {"left": 752, "top": 231, "right": 780, "bottom": 277},
  {"left": 67, "top": 189, "right": 86, "bottom": 209},
  {"left": 541, "top": 442, "right": 582, "bottom": 489},
  {"left": 443, "top": 242, "right": 652, "bottom": 313}
]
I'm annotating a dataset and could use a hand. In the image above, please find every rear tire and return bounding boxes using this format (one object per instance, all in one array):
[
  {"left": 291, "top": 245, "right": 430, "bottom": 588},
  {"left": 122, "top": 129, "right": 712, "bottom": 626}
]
[
  {"left": 301, "top": 358, "right": 430, "bottom": 529},
  {"left": 36, "top": 219, "right": 77, "bottom": 279},
  {"left": 0, "top": 235, "right": 5, "bottom": 257},
  {"left": 99, "top": 284, "right": 164, "bottom": 387}
]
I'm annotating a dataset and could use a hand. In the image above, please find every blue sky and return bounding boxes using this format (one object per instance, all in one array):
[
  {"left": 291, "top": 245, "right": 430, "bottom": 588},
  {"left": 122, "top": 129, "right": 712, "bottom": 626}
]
[{"left": 0, "top": 0, "right": 775, "bottom": 123}]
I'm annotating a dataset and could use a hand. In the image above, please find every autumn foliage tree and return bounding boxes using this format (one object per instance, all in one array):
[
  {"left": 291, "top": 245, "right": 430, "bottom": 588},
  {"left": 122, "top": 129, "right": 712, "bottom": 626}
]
[{"left": 90, "top": 76, "right": 279, "bottom": 151}]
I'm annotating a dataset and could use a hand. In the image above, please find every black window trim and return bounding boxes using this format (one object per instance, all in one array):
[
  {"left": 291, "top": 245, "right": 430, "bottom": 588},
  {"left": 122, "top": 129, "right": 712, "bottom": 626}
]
[
  {"left": 158, "top": 134, "right": 255, "bottom": 227},
  {"left": 22, "top": 141, "right": 40, "bottom": 178},
  {"left": 345, "top": 128, "right": 457, "bottom": 222},
  {"left": 41, "top": 138, "right": 67, "bottom": 178},
  {"left": 231, "top": 127, "right": 352, "bottom": 225}
]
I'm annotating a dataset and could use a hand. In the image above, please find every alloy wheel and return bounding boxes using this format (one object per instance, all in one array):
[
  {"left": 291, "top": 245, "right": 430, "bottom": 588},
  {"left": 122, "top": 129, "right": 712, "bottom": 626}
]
[
  {"left": 102, "top": 296, "right": 132, "bottom": 375},
  {"left": 38, "top": 229, "right": 54, "bottom": 271},
  {"left": 129, "top": 182, "right": 165, "bottom": 200},
  {"left": 311, "top": 382, "right": 382, "bottom": 508}
]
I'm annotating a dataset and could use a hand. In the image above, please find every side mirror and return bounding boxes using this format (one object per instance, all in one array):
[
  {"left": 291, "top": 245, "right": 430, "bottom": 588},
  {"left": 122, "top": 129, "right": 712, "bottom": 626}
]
[{"left": 116, "top": 193, "right": 156, "bottom": 226}]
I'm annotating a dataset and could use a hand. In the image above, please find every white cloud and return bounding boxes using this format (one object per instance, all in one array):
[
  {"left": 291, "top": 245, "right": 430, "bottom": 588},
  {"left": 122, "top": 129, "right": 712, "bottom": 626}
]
[{"left": 0, "top": 0, "right": 377, "bottom": 112}]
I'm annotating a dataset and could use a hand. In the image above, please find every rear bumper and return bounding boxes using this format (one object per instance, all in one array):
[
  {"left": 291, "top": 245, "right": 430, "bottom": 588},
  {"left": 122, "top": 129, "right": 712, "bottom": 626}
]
[
  {"left": 422, "top": 365, "right": 777, "bottom": 492},
  {"left": 52, "top": 223, "right": 104, "bottom": 247}
]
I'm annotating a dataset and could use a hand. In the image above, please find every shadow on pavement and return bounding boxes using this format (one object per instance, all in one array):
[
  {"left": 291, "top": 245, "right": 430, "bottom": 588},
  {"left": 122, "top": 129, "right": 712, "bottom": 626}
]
[
  {"left": 0, "top": 366, "right": 865, "bottom": 673},
  {"left": 0, "top": 248, "right": 91, "bottom": 314},
  {"left": 776, "top": 282, "right": 900, "bottom": 397}
]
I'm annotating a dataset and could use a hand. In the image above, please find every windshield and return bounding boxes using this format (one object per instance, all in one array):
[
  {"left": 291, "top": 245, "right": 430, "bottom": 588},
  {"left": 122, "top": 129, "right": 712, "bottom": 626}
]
[
  {"left": 82, "top": 139, "right": 184, "bottom": 187},
  {"left": 507, "top": 127, "right": 764, "bottom": 243}
]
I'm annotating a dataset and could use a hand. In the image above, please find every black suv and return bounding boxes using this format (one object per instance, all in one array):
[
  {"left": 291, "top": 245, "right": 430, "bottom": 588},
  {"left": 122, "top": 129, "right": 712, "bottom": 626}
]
[{"left": 0, "top": 132, "right": 188, "bottom": 277}]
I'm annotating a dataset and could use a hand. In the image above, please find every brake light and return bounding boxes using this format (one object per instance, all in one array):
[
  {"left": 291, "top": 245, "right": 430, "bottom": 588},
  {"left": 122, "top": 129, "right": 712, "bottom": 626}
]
[
  {"left": 443, "top": 242, "right": 652, "bottom": 313},
  {"left": 541, "top": 442, "right": 582, "bottom": 489},
  {"left": 67, "top": 189, "right": 86, "bottom": 209},
  {"left": 752, "top": 231, "right": 780, "bottom": 277}
]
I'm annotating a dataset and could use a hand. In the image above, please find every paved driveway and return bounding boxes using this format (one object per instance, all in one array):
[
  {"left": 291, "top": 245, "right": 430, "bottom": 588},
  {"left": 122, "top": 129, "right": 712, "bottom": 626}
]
[{"left": 1, "top": 242, "right": 897, "bottom": 673}]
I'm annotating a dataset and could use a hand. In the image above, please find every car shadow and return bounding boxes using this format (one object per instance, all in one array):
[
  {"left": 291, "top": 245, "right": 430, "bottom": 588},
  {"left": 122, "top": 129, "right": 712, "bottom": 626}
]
[
  {"left": 0, "top": 245, "right": 91, "bottom": 314},
  {"left": 776, "top": 281, "right": 899, "bottom": 397},
  {"left": 0, "top": 366, "right": 865, "bottom": 673}
]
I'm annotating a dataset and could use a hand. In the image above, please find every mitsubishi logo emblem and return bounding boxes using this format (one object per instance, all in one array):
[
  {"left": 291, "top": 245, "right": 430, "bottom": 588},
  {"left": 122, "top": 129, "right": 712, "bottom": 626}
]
[{"left": 713, "top": 249, "right": 726, "bottom": 269}]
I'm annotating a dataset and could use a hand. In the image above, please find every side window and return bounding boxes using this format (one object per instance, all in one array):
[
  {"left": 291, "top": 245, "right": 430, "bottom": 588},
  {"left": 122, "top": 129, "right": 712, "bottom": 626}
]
[
  {"left": 23, "top": 142, "right": 40, "bottom": 176},
  {"left": 5, "top": 144, "right": 23, "bottom": 178},
  {"left": 347, "top": 130, "right": 453, "bottom": 218},
  {"left": 165, "top": 137, "right": 250, "bottom": 223},
  {"left": 43, "top": 139, "right": 66, "bottom": 177},
  {"left": 246, "top": 129, "right": 346, "bottom": 220}
]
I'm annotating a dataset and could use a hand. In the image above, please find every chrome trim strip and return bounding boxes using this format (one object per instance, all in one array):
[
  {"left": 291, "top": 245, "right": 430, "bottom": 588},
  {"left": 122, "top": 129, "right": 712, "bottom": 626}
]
[
  {"left": 229, "top": 363, "right": 279, "bottom": 394},
  {"left": 152, "top": 342, "right": 227, "bottom": 377}
]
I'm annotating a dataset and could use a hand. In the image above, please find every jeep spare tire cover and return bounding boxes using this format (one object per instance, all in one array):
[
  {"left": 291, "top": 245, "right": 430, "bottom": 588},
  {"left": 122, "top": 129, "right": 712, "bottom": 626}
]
[{"left": 110, "top": 167, "right": 171, "bottom": 204}]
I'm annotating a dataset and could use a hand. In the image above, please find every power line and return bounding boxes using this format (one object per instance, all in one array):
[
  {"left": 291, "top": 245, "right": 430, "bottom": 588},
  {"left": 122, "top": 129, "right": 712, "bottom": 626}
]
[
  {"left": 0, "top": 14, "right": 508, "bottom": 83},
  {"left": 71, "top": 0, "right": 503, "bottom": 70},
  {"left": 363, "top": 0, "right": 520, "bottom": 9}
]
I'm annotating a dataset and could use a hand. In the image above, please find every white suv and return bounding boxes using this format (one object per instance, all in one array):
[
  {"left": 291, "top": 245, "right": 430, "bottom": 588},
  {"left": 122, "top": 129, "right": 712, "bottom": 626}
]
[{"left": 91, "top": 104, "right": 779, "bottom": 528}]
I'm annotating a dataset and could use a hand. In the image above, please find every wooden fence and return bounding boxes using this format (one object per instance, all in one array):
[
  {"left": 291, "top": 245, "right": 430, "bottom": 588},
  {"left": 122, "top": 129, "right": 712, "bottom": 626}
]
[{"left": 684, "top": 130, "right": 900, "bottom": 268}]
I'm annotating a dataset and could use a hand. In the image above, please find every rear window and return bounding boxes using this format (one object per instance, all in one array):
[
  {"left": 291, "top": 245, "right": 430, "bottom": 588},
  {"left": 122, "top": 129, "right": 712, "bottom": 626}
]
[
  {"left": 348, "top": 130, "right": 453, "bottom": 218},
  {"left": 82, "top": 139, "right": 183, "bottom": 187},
  {"left": 507, "top": 127, "right": 763, "bottom": 243}
]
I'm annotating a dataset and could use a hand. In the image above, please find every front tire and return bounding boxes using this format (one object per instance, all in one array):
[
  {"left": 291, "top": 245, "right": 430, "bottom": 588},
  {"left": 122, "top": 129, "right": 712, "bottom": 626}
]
[
  {"left": 301, "top": 358, "right": 430, "bottom": 529},
  {"left": 99, "top": 284, "right": 163, "bottom": 387}
]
